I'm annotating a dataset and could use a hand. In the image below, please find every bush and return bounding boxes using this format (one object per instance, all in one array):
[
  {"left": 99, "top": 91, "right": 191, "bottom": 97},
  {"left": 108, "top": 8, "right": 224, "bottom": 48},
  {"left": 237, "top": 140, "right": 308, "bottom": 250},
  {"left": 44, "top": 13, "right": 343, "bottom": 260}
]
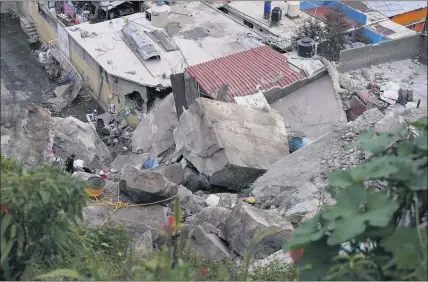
[
  {"left": 286, "top": 116, "right": 428, "bottom": 281},
  {"left": 1, "top": 157, "right": 88, "bottom": 280}
]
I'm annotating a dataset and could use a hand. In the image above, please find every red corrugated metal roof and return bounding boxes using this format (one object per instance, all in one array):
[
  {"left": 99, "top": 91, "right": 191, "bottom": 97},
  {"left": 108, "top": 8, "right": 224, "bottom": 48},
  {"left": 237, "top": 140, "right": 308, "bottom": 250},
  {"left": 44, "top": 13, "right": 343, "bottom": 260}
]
[{"left": 185, "top": 46, "right": 305, "bottom": 102}]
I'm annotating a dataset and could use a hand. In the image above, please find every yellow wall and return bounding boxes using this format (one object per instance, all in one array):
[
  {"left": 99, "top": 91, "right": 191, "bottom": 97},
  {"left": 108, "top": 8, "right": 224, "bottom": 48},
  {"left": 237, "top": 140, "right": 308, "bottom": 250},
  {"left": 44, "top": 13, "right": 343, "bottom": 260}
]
[
  {"left": 24, "top": 1, "right": 57, "bottom": 42},
  {"left": 391, "top": 7, "right": 427, "bottom": 32}
]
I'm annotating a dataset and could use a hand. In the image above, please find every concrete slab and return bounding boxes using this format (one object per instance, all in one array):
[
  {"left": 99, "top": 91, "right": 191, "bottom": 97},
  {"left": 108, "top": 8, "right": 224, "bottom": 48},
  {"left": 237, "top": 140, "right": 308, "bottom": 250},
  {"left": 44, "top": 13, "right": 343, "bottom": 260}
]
[{"left": 271, "top": 75, "right": 344, "bottom": 140}]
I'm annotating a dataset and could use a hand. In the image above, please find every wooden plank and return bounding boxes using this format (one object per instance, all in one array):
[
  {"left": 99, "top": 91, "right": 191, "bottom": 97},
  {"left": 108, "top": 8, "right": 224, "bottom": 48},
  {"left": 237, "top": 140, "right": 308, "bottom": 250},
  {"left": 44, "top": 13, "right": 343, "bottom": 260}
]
[
  {"left": 170, "top": 73, "right": 187, "bottom": 119},
  {"left": 184, "top": 72, "right": 200, "bottom": 107}
]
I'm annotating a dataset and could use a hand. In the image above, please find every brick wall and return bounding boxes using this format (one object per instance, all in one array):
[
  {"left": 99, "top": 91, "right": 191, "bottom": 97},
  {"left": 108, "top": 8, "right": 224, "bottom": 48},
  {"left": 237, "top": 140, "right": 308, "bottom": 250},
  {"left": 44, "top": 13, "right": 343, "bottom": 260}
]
[{"left": 338, "top": 33, "right": 425, "bottom": 72}]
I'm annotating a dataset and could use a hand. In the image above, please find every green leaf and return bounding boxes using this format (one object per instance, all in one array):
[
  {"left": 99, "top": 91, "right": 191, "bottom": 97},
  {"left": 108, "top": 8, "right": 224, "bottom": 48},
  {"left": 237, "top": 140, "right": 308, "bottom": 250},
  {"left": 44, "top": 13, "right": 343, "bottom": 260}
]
[
  {"left": 328, "top": 170, "right": 354, "bottom": 187},
  {"left": 348, "top": 156, "right": 398, "bottom": 182},
  {"left": 286, "top": 214, "right": 324, "bottom": 249},
  {"left": 322, "top": 186, "right": 399, "bottom": 245},
  {"left": 380, "top": 227, "right": 422, "bottom": 270},
  {"left": 409, "top": 116, "right": 428, "bottom": 128},
  {"left": 297, "top": 238, "right": 340, "bottom": 281}
]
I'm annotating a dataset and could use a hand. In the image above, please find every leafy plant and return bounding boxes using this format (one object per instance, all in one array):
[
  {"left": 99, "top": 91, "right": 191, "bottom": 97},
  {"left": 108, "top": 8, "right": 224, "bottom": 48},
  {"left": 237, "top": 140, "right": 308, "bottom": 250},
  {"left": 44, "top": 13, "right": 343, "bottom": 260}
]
[
  {"left": 1, "top": 157, "right": 89, "bottom": 280},
  {"left": 286, "top": 116, "right": 428, "bottom": 281}
]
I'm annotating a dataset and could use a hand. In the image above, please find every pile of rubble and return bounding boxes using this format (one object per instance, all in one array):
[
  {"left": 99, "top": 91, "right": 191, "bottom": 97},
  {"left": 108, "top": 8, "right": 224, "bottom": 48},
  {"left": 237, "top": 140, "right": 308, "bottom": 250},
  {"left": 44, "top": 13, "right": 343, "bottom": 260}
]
[{"left": 336, "top": 59, "right": 426, "bottom": 120}]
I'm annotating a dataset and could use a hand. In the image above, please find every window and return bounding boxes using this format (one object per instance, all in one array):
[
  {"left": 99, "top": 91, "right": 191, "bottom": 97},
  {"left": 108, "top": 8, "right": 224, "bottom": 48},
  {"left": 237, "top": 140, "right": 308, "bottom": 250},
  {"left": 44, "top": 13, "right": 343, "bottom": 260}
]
[
  {"left": 407, "top": 23, "right": 417, "bottom": 31},
  {"left": 243, "top": 19, "right": 254, "bottom": 29}
]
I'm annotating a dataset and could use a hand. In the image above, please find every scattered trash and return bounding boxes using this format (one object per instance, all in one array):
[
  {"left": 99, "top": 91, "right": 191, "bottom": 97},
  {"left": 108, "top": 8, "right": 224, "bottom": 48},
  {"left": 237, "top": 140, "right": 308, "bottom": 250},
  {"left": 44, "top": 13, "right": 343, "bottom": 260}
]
[
  {"left": 74, "top": 159, "right": 84, "bottom": 168},
  {"left": 143, "top": 157, "right": 159, "bottom": 169},
  {"left": 379, "top": 82, "right": 400, "bottom": 105}
]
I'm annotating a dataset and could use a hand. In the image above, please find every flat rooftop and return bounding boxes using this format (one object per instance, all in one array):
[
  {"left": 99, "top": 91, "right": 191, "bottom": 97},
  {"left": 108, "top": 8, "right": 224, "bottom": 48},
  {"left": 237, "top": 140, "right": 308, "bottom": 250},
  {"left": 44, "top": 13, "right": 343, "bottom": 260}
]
[
  {"left": 224, "top": 1, "right": 310, "bottom": 39},
  {"left": 367, "top": 19, "right": 417, "bottom": 39},
  {"left": 66, "top": 2, "right": 262, "bottom": 87}
]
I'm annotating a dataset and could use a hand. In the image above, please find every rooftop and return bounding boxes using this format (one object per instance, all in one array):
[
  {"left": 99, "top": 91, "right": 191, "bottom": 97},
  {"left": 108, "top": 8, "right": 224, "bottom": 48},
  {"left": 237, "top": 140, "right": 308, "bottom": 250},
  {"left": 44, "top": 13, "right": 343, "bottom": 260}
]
[
  {"left": 305, "top": 5, "right": 360, "bottom": 27},
  {"left": 186, "top": 46, "right": 305, "bottom": 101},
  {"left": 367, "top": 19, "right": 417, "bottom": 39},
  {"left": 364, "top": 1, "right": 427, "bottom": 18},
  {"left": 66, "top": 2, "right": 263, "bottom": 87},
  {"left": 224, "top": 1, "right": 310, "bottom": 39}
]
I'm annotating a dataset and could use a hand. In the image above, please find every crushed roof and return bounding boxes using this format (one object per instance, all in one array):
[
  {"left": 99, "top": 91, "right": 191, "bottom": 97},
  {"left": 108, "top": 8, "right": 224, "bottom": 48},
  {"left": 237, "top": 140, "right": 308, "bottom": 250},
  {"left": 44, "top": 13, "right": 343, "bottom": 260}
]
[
  {"left": 364, "top": 1, "right": 427, "bottom": 18},
  {"left": 186, "top": 46, "right": 305, "bottom": 102}
]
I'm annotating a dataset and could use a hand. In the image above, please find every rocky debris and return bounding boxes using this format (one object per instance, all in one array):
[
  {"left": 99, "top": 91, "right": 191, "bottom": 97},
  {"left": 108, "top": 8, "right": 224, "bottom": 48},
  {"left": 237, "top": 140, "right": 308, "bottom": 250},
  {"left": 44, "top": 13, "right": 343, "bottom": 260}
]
[
  {"left": 201, "top": 193, "right": 238, "bottom": 209},
  {"left": 177, "top": 185, "right": 193, "bottom": 200},
  {"left": 223, "top": 202, "right": 294, "bottom": 258},
  {"left": 47, "top": 83, "right": 78, "bottom": 113},
  {"left": 119, "top": 164, "right": 178, "bottom": 204},
  {"left": 174, "top": 98, "right": 289, "bottom": 190},
  {"left": 72, "top": 171, "right": 94, "bottom": 181},
  {"left": 180, "top": 194, "right": 207, "bottom": 217},
  {"left": 110, "top": 153, "right": 147, "bottom": 171},
  {"left": 83, "top": 204, "right": 169, "bottom": 241},
  {"left": 133, "top": 230, "right": 153, "bottom": 258},
  {"left": 280, "top": 199, "right": 320, "bottom": 225},
  {"left": 182, "top": 165, "right": 211, "bottom": 192},
  {"left": 131, "top": 94, "right": 178, "bottom": 158},
  {"left": 1, "top": 91, "right": 54, "bottom": 168},
  {"left": 52, "top": 116, "right": 112, "bottom": 169},
  {"left": 251, "top": 109, "right": 386, "bottom": 209},
  {"left": 186, "top": 226, "right": 231, "bottom": 261},
  {"left": 185, "top": 207, "right": 231, "bottom": 231},
  {"left": 150, "top": 163, "right": 184, "bottom": 185}
]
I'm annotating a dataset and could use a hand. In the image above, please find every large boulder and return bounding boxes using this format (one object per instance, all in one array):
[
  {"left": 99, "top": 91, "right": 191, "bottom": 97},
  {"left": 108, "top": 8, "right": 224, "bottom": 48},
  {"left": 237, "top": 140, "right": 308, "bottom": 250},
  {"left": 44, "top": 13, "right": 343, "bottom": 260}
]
[
  {"left": 186, "top": 226, "right": 231, "bottom": 261},
  {"left": 185, "top": 207, "right": 231, "bottom": 229},
  {"left": 110, "top": 153, "right": 147, "bottom": 171},
  {"left": 119, "top": 164, "right": 178, "bottom": 204},
  {"left": 174, "top": 98, "right": 289, "bottom": 190},
  {"left": 150, "top": 163, "right": 184, "bottom": 185},
  {"left": 223, "top": 202, "right": 294, "bottom": 258},
  {"left": 131, "top": 94, "right": 178, "bottom": 157},
  {"left": 52, "top": 116, "right": 112, "bottom": 169},
  {"left": 83, "top": 204, "right": 169, "bottom": 241},
  {"left": 1, "top": 88, "right": 54, "bottom": 168},
  {"left": 251, "top": 109, "right": 386, "bottom": 206}
]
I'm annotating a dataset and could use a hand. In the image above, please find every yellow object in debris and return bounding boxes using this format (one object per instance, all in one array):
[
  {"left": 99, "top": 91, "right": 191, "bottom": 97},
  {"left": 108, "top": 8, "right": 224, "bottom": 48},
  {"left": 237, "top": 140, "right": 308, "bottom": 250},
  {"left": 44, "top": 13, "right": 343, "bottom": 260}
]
[
  {"left": 243, "top": 197, "right": 257, "bottom": 204},
  {"left": 86, "top": 188, "right": 105, "bottom": 198}
]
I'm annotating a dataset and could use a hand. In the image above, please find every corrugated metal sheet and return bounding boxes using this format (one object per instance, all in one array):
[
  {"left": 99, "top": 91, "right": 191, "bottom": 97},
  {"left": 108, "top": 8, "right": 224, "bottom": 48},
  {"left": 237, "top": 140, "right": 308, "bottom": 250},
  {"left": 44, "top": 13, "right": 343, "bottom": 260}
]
[
  {"left": 364, "top": 1, "right": 427, "bottom": 18},
  {"left": 185, "top": 46, "right": 304, "bottom": 102}
]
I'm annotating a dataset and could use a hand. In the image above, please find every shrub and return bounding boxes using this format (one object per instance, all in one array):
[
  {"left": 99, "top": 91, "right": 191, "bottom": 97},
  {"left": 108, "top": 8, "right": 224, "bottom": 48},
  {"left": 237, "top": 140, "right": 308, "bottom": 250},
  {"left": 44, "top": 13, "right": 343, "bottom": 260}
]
[{"left": 286, "top": 116, "right": 428, "bottom": 281}]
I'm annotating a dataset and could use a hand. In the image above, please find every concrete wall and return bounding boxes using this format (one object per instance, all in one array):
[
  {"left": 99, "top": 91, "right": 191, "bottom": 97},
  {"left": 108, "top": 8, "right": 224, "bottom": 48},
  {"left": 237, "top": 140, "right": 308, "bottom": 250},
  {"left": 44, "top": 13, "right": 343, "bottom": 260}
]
[
  {"left": 300, "top": 1, "right": 329, "bottom": 10},
  {"left": 338, "top": 33, "right": 424, "bottom": 72},
  {"left": 263, "top": 69, "right": 328, "bottom": 103},
  {"left": 421, "top": 35, "right": 427, "bottom": 64},
  {"left": 336, "top": 2, "right": 367, "bottom": 25}
]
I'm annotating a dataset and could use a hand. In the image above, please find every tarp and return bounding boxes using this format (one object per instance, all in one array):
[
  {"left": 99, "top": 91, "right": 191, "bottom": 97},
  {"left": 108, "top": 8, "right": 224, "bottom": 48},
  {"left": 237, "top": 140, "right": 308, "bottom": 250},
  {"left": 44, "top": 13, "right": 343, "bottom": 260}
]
[{"left": 143, "top": 157, "right": 159, "bottom": 169}]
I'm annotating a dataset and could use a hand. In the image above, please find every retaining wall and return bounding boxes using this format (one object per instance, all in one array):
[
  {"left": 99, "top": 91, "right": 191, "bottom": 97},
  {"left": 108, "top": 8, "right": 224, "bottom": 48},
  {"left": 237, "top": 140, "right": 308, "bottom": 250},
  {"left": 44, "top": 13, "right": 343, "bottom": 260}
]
[{"left": 338, "top": 33, "right": 424, "bottom": 72}]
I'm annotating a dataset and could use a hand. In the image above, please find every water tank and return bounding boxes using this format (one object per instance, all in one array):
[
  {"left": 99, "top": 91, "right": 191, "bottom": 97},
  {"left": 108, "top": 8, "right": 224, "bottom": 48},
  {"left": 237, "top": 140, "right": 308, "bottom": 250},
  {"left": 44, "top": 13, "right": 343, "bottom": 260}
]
[
  {"left": 287, "top": 1, "right": 300, "bottom": 18},
  {"left": 271, "top": 7, "right": 282, "bottom": 24},
  {"left": 151, "top": 2, "right": 170, "bottom": 28},
  {"left": 263, "top": 1, "right": 271, "bottom": 20},
  {"left": 297, "top": 37, "right": 315, "bottom": 58}
]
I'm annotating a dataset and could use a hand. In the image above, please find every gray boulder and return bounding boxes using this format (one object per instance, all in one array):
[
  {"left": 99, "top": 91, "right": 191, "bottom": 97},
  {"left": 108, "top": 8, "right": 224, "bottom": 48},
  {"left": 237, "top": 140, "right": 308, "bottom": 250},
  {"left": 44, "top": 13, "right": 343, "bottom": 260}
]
[
  {"left": 1, "top": 95, "right": 54, "bottom": 168},
  {"left": 150, "top": 163, "right": 184, "bottom": 185},
  {"left": 47, "top": 84, "right": 73, "bottom": 112},
  {"left": 177, "top": 185, "right": 193, "bottom": 200},
  {"left": 131, "top": 94, "right": 178, "bottom": 157},
  {"left": 52, "top": 116, "right": 112, "bottom": 169},
  {"left": 186, "top": 226, "right": 231, "bottom": 261},
  {"left": 83, "top": 204, "right": 169, "bottom": 241},
  {"left": 119, "top": 164, "right": 178, "bottom": 204},
  {"left": 180, "top": 194, "right": 207, "bottom": 217},
  {"left": 182, "top": 166, "right": 211, "bottom": 192},
  {"left": 201, "top": 193, "right": 238, "bottom": 209},
  {"left": 133, "top": 230, "right": 153, "bottom": 258},
  {"left": 110, "top": 153, "right": 147, "bottom": 171},
  {"left": 185, "top": 207, "right": 231, "bottom": 229},
  {"left": 174, "top": 98, "right": 289, "bottom": 190},
  {"left": 223, "top": 202, "right": 294, "bottom": 258}
]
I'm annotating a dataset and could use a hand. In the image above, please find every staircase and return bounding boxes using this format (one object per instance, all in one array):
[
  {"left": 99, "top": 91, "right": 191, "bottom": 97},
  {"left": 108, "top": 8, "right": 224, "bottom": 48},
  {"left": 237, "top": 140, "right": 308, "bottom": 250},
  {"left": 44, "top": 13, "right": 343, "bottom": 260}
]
[{"left": 20, "top": 17, "right": 39, "bottom": 42}]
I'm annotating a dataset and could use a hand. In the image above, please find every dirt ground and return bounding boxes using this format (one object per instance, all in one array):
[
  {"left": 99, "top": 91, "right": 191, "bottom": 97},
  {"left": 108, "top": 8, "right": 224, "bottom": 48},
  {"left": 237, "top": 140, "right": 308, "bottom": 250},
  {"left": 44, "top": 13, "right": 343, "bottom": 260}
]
[{"left": 0, "top": 13, "right": 102, "bottom": 121}]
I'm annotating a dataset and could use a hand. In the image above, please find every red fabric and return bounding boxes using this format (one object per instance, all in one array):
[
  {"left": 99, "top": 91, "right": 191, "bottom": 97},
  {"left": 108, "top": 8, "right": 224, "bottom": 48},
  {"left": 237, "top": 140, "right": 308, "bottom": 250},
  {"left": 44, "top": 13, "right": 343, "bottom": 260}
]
[{"left": 52, "top": 147, "right": 57, "bottom": 154}]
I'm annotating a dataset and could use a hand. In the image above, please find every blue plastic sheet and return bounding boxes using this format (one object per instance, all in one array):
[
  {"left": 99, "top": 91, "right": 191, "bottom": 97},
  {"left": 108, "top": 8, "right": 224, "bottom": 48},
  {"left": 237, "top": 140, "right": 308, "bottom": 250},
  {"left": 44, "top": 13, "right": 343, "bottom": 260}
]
[
  {"left": 143, "top": 157, "right": 159, "bottom": 169},
  {"left": 289, "top": 137, "right": 311, "bottom": 152}
]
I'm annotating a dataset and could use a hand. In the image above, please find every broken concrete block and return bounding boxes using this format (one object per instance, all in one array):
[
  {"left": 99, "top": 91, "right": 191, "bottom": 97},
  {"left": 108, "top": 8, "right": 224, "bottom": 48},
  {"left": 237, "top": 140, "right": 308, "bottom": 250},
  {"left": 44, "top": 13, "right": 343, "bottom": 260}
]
[
  {"left": 52, "top": 116, "right": 112, "bottom": 168},
  {"left": 223, "top": 202, "right": 294, "bottom": 258},
  {"left": 186, "top": 226, "right": 231, "bottom": 261},
  {"left": 205, "top": 194, "right": 220, "bottom": 207},
  {"left": 346, "top": 95, "right": 373, "bottom": 121},
  {"left": 119, "top": 164, "right": 178, "bottom": 204},
  {"left": 174, "top": 98, "right": 289, "bottom": 190},
  {"left": 131, "top": 94, "right": 178, "bottom": 157}
]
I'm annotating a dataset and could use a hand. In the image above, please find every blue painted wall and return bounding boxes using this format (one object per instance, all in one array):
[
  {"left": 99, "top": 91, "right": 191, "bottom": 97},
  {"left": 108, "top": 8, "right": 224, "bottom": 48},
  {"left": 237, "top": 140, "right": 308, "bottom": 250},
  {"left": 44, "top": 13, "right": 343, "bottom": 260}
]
[
  {"left": 300, "top": 1, "right": 328, "bottom": 10},
  {"left": 337, "top": 2, "right": 367, "bottom": 25},
  {"left": 363, "top": 27, "right": 389, "bottom": 43}
]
